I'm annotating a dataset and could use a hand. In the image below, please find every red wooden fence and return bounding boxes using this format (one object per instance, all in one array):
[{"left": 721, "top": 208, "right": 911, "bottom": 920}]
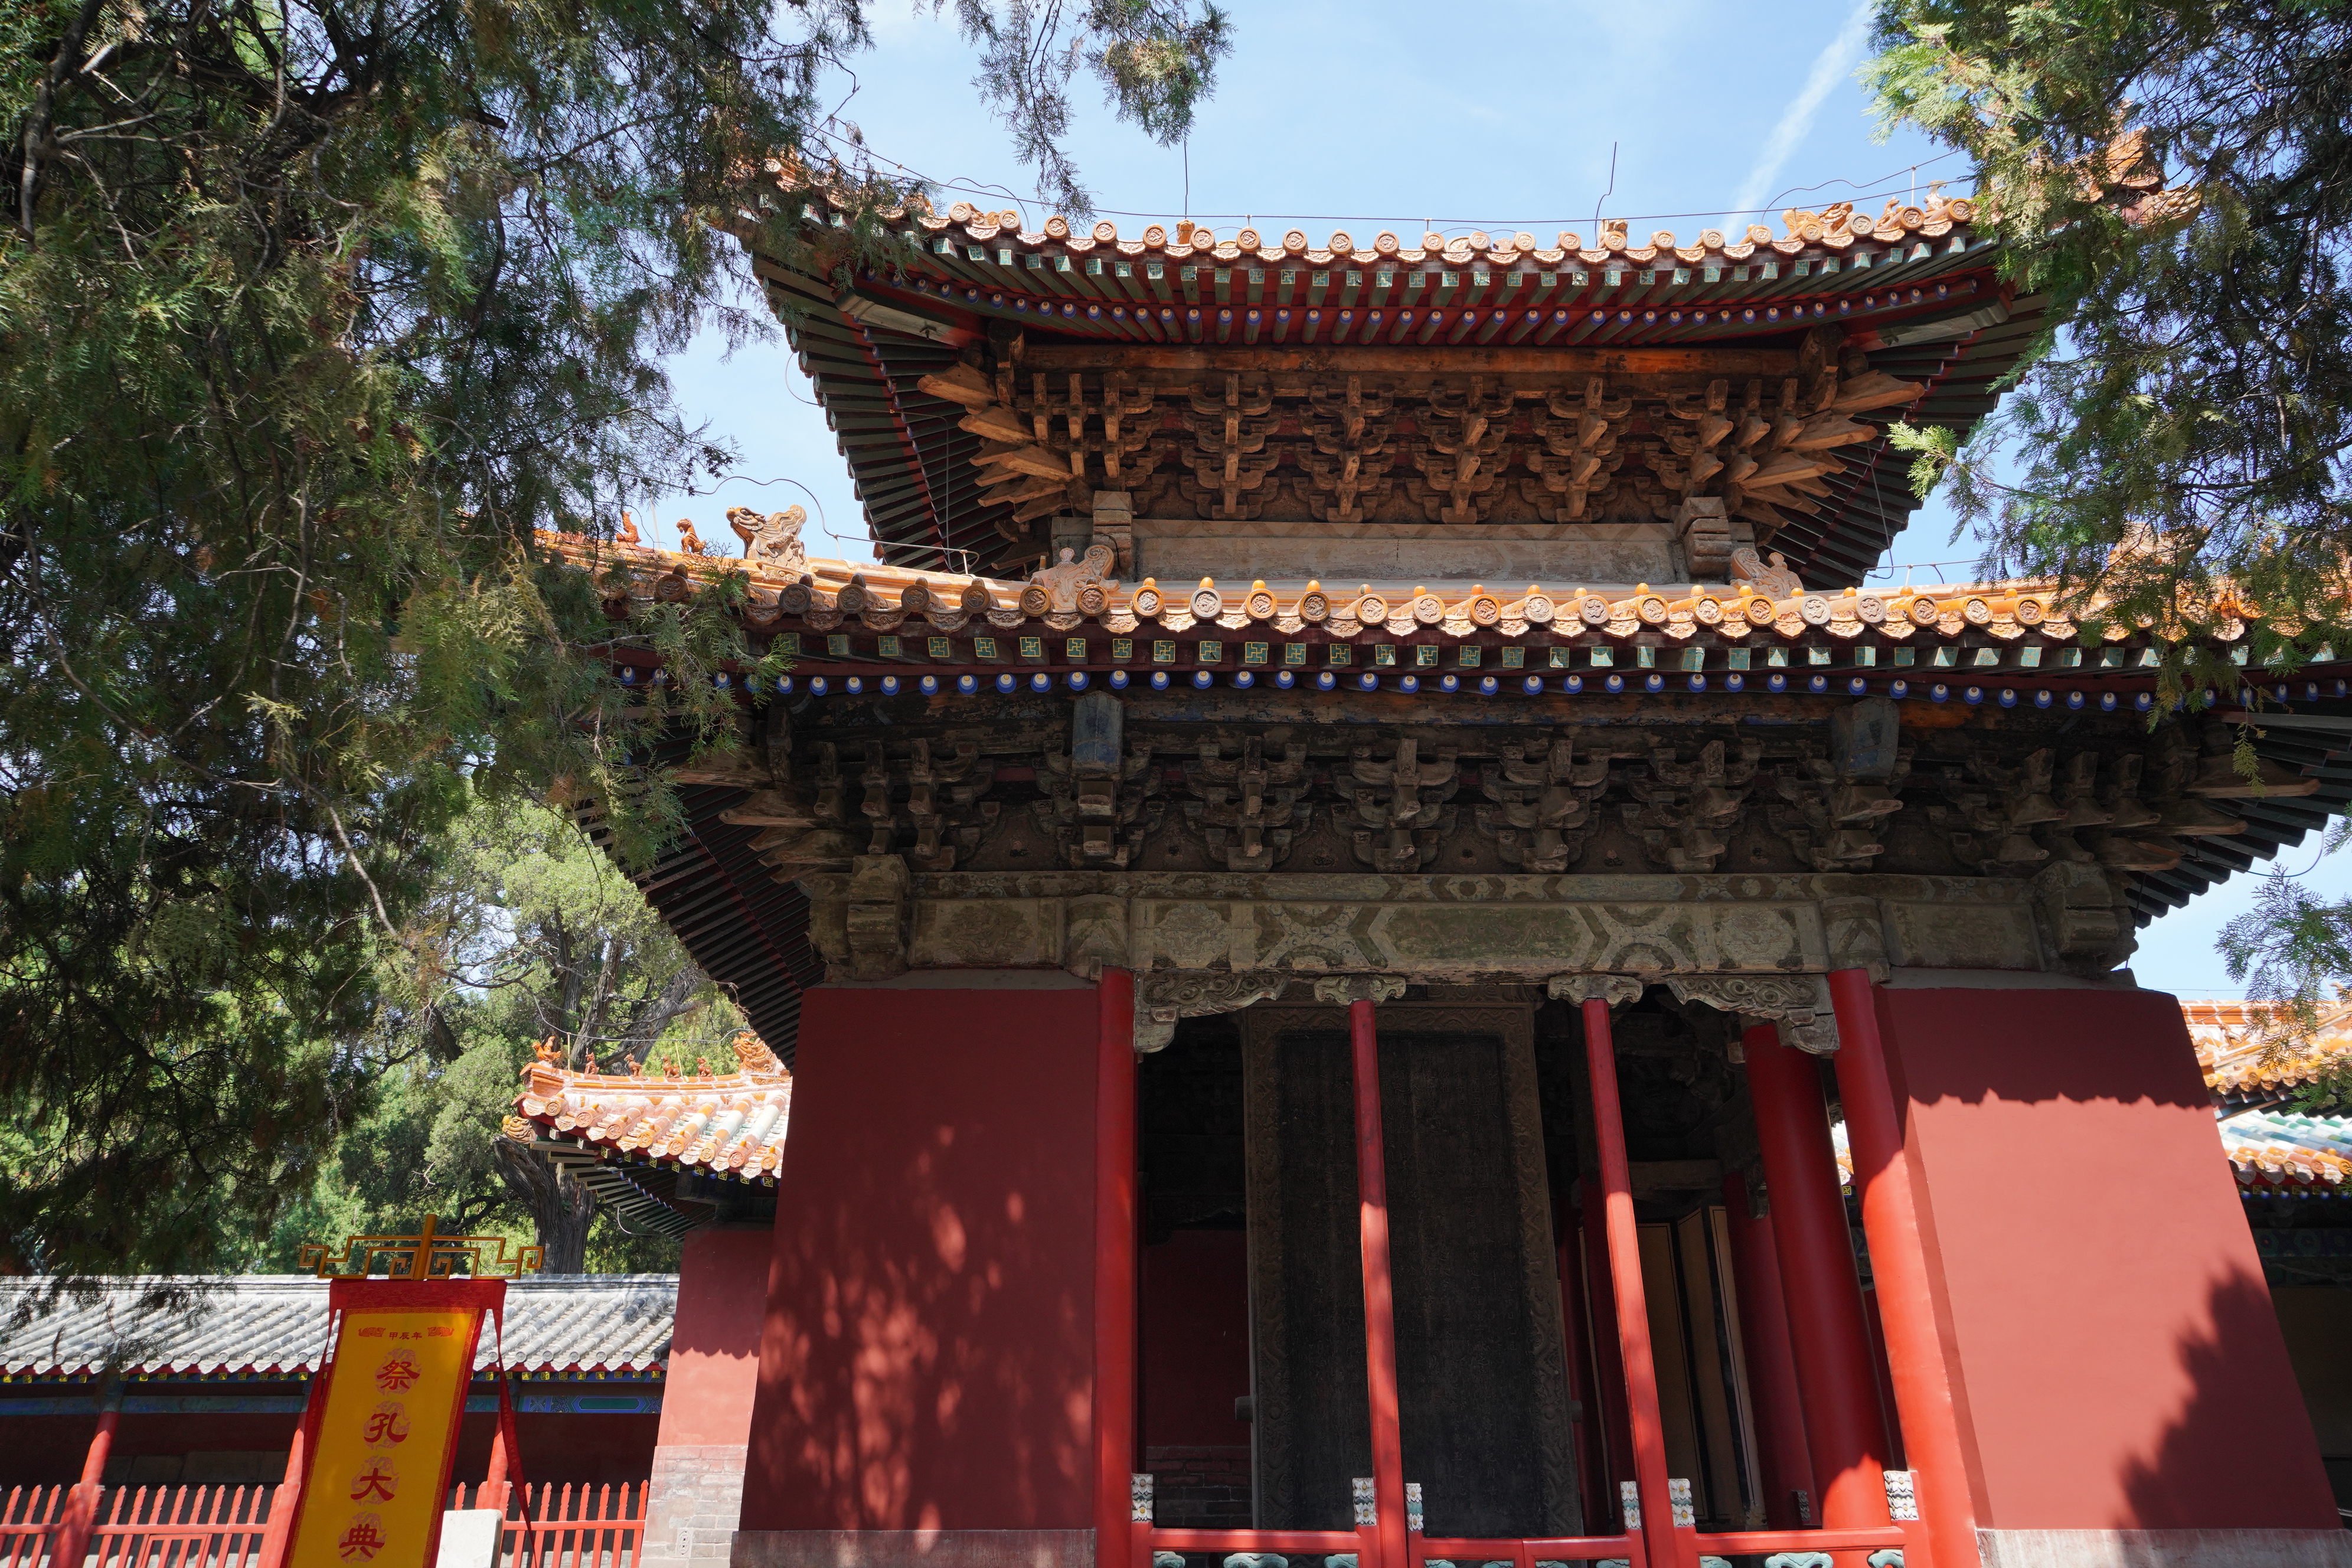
[
  {"left": 1, "top": 1485, "right": 273, "bottom": 1568},
  {"left": 1, "top": 1481, "right": 643, "bottom": 1568},
  {"left": 452, "top": 1481, "right": 647, "bottom": 1568},
  {"left": 0, "top": 1485, "right": 65, "bottom": 1568}
]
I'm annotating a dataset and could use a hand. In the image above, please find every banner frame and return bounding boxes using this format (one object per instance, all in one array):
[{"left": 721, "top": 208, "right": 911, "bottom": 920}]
[{"left": 277, "top": 1277, "right": 508, "bottom": 1568}]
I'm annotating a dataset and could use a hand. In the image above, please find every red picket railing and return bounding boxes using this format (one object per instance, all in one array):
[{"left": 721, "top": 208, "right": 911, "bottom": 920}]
[
  {"left": 449, "top": 1481, "right": 647, "bottom": 1568},
  {"left": 0, "top": 1485, "right": 273, "bottom": 1568},
  {"left": 0, "top": 1486, "right": 67, "bottom": 1568},
  {"left": 1135, "top": 1518, "right": 1915, "bottom": 1568},
  {"left": 1132, "top": 1520, "right": 1647, "bottom": 1568},
  {"left": 4, "top": 1479, "right": 646, "bottom": 1568}
]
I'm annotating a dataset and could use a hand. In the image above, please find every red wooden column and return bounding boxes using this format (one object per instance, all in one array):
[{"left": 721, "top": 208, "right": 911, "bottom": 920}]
[
  {"left": 1720, "top": 1171, "right": 1818, "bottom": 1531},
  {"left": 1827, "top": 971, "right": 1978, "bottom": 1568},
  {"left": 1743, "top": 1022, "right": 1893, "bottom": 1552},
  {"left": 52, "top": 1377, "right": 122, "bottom": 1568},
  {"left": 1348, "top": 997, "right": 1410, "bottom": 1568},
  {"left": 1579, "top": 1177, "right": 1636, "bottom": 1507},
  {"left": 1582, "top": 997, "right": 1685, "bottom": 1568},
  {"left": 1095, "top": 968, "right": 1141, "bottom": 1568}
]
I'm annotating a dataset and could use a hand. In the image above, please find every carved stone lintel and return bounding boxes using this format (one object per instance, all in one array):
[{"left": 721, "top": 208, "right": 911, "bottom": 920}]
[
  {"left": 1092, "top": 489, "right": 1136, "bottom": 580},
  {"left": 1309, "top": 975, "right": 1409, "bottom": 1006},
  {"left": 1063, "top": 893, "right": 1130, "bottom": 979},
  {"left": 1547, "top": 974, "right": 1647, "bottom": 1008},
  {"left": 1821, "top": 894, "right": 1892, "bottom": 982},
  {"left": 2033, "top": 860, "right": 2137, "bottom": 975},
  {"left": 840, "top": 854, "right": 910, "bottom": 980},
  {"left": 1134, "top": 969, "right": 1289, "bottom": 1053},
  {"left": 1665, "top": 972, "right": 1840, "bottom": 1054}
]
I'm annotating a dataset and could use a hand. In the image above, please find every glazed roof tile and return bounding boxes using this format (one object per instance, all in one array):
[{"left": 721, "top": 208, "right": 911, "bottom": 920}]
[
  {"left": 0, "top": 1274, "right": 676, "bottom": 1378},
  {"left": 509, "top": 1031, "right": 791, "bottom": 1182},
  {"left": 749, "top": 181, "right": 2023, "bottom": 587},
  {"left": 562, "top": 530, "right": 2120, "bottom": 651},
  {"left": 894, "top": 193, "right": 1985, "bottom": 270},
  {"left": 547, "top": 528, "right": 2352, "bottom": 945},
  {"left": 2188, "top": 999, "right": 2352, "bottom": 1096},
  {"left": 2219, "top": 1109, "right": 2352, "bottom": 1192}
]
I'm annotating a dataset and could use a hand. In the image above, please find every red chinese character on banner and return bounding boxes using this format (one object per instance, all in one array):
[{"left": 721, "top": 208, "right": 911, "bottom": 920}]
[
  {"left": 349, "top": 1463, "right": 397, "bottom": 1502},
  {"left": 374, "top": 1357, "right": 419, "bottom": 1391},
  {"left": 338, "top": 1516, "right": 387, "bottom": 1561},
  {"left": 362, "top": 1403, "right": 409, "bottom": 1445}
]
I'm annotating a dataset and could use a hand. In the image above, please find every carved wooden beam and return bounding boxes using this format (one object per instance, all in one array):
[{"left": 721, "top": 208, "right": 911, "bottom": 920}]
[{"left": 1024, "top": 345, "right": 1801, "bottom": 377}]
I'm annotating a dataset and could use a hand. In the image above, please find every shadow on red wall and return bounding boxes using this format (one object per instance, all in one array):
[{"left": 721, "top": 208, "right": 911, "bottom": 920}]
[
  {"left": 1877, "top": 985, "right": 2337, "bottom": 1531},
  {"left": 740, "top": 985, "right": 1099, "bottom": 1536},
  {"left": 2116, "top": 1269, "right": 2338, "bottom": 1530}
]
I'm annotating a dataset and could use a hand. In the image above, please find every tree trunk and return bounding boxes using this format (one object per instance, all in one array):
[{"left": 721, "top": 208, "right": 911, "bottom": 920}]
[
  {"left": 493, "top": 1141, "right": 597, "bottom": 1273},
  {"left": 615, "top": 963, "right": 707, "bottom": 1068}
]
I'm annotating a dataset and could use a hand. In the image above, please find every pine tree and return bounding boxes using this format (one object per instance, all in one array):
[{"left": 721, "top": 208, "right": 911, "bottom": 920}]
[
  {"left": 1, "top": 0, "right": 1227, "bottom": 1273},
  {"left": 1870, "top": 1, "right": 2352, "bottom": 1043}
]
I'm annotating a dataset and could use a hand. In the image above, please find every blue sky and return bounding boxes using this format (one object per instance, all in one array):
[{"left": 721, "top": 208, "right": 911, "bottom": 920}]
[{"left": 643, "top": 0, "right": 2347, "bottom": 992}]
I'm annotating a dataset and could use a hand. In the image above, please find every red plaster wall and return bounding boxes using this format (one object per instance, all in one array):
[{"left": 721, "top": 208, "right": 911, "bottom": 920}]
[
  {"left": 658, "top": 1228, "right": 775, "bottom": 1449},
  {"left": 738, "top": 984, "right": 1100, "bottom": 1534},
  {"left": 0, "top": 1412, "right": 304, "bottom": 1485},
  {"left": 1877, "top": 984, "right": 2337, "bottom": 1530},
  {"left": 0, "top": 1410, "right": 654, "bottom": 1487},
  {"left": 1139, "top": 1230, "right": 1250, "bottom": 1449},
  {"left": 454, "top": 1413, "right": 660, "bottom": 1484}
]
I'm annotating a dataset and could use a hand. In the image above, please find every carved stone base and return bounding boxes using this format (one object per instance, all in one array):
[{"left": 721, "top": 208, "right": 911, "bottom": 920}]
[
  {"left": 730, "top": 1532, "right": 1092, "bottom": 1568},
  {"left": 1974, "top": 1529, "right": 2352, "bottom": 1568}
]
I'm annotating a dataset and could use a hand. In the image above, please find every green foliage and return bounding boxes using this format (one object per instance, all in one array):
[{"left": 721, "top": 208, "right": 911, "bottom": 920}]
[
  {"left": 243, "top": 1044, "right": 680, "bottom": 1276},
  {"left": 1, "top": 0, "right": 1227, "bottom": 1275},
  {"left": 234, "top": 792, "right": 741, "bottom": 1275},
  {"left": 945, "top": 1, "right": 1232, "bottom": 217},
  {"left": 2216, "top": 819, "right": 2352, "bottom": 1099},
  {"left": 1870, "top": 2, "right": 2352, "bottom": 1039},
  {"left": 1867, "top": 1, "right": 2352, "bottom": 700}
]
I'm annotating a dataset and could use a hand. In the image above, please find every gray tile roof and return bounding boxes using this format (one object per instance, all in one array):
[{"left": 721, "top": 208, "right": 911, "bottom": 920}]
[{"left": 0, "top": 1275, "right": 677, "bottom": 1377}]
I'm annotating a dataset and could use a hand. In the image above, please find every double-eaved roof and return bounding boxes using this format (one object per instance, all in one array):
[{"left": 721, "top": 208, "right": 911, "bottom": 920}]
[{"left": 747, "top": 181, "right": 2034, "bottom": 585}]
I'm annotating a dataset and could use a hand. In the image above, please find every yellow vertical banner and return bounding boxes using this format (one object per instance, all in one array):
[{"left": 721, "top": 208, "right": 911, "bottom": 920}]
[{"left": 286, "top": 1304, "right": 484, "bottom": 1568}]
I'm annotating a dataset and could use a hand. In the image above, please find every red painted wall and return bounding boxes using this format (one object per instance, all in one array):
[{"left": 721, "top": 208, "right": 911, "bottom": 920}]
[
  {"left": 0, "top": 1417, "right": 96, "bottom": 1485},
  {"left": 739, "top": 984, "right": 1100, "bottom": 1534},
  {"left": 0, "top": 1412, "right": 303, "bottom": 1485},
  {"left": 1139, "top": 1230, "right": 1250, "bottom": 1448},
  {"left": 455, "top": 1412, "right": 660, "bottom": 1484},
  {"left": 1877, "top": 984, "right": 2337, "bottom": 1530},
  {"left": 0, "top": 1409, "right": 654, "bottom": 1487},
  {"left": 659, "top": 1228, "right": 775, "bottom": 1449}
]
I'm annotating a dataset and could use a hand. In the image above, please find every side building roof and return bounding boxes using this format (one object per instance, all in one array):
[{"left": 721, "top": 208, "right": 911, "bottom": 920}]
[
  {"left": 2188, "top": 999, "right": 2352, "bottom": 1195},
  {"left": 0, "top": 1274, "right": 676, "bottom": 1380},
  {"left": 499, "top": 1030, "right": 792, "bottom": 1237}
]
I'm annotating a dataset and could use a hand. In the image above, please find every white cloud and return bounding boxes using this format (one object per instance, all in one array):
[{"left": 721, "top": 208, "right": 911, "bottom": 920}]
[{"left": 1727, "top": 0, "right": 1874, "bottom": 230}]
